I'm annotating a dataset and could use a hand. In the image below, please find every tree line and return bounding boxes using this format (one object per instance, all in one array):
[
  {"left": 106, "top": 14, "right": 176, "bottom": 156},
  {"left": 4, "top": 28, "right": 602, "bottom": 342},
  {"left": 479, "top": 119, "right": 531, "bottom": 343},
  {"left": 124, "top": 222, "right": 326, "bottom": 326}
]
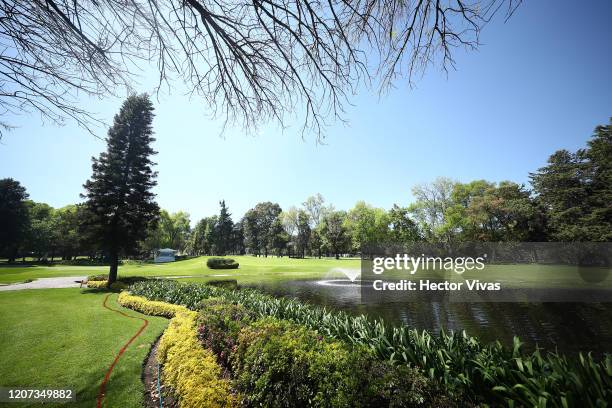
[{"left": 1, "top": 117, "right": 610, "bottom": 263}]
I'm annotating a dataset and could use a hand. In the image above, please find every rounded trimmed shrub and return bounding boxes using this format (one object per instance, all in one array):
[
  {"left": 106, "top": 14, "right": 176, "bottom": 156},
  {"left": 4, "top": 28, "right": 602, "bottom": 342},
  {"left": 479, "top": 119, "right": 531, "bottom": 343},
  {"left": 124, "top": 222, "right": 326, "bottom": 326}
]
[{"left": 206, "top": 257, "right": 239, "bottom": 269}]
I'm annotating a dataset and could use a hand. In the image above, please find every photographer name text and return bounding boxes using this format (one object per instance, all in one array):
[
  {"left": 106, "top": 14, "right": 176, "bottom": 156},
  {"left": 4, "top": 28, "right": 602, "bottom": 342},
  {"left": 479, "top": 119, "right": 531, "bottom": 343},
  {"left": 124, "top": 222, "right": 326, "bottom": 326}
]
[{"left": 372, "top": 279, "right": 501, "bottom": 291}]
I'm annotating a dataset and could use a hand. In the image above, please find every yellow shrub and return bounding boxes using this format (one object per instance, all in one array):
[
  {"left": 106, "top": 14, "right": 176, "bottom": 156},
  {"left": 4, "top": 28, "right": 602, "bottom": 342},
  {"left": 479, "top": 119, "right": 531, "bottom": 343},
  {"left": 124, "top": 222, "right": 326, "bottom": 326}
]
[
  {"left": 87, "top": 280, "right": 108, "bottom": 288},
  {"left": 158, "top": 310, "right": 238, "bottom": 408},
  {"left": 117, "top": 292, "right": 188, "bottom": 317}
]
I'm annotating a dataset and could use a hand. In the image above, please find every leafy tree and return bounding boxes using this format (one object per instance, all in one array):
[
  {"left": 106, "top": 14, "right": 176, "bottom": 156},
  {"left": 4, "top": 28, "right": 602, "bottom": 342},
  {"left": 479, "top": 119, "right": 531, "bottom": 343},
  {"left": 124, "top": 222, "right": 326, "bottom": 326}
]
[
  {"left": 230, "top": 221, "right": 246, "bottom": 255},
  {"left": 444, "top": 180, "right": 546, "bottom": 242},
  {"left": 281, "top": 207, "right": 299, "bottom": 256},
  {"left": 388, "top": 204, "right": 421, "bottom": 243},
  {"left": 303, "top": 194, "right": 326, "bottom": 228},
  {"left": 24, "top": 201, "right": 56, "bottom": 261},
  {"left": 320, "top": 210, "right": 349, "bottom": 259},
  {"left": 243, "top": 202, "right": 282, "bottom": 257},
  {"left": 55, "top": 205, "right": 87, "bottom": 260},
  {"left": 162, "top": 211, "right": 191, "bottom": 251},
  {"left": 270, "top": 218, "right": 289, "bottom": 257},
  {"left": 142, "top": 210, "right": 190, "bottom": 254},
  {"left": 295, "top": 210, "right": 311, "bottom": 258},
  {"left": 471, "top": 182, "right": 540, "bottom": 241},
  {"left": 345, "top": 201, "right": 390, "bottom": 253},
  {"left": 186, "top": 218, "right": 207, "bottom": 256},
  {"left": 243, "top": 209, "right": 262, "bottom": 256},
  {"left": 309, "top": 228, "right": 324, "bottom": 259},
  {"left": 0, "top": 178, "right": 29, "bottom": 262},
  {"left": 215, "top": 200, "right": 234, "bottom": 255},
  {"left": 81, "top": 94, "right": 159, "bottom": 284},
  {"left": 408, "top": 177, "right": 456, "bottom": 243}
]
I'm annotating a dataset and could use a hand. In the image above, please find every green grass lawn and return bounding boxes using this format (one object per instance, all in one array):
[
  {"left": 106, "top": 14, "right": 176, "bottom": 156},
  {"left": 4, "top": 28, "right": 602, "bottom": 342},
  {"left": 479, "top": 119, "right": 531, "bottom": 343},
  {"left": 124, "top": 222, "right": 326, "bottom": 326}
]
[
  {"left": 0, "top": 288, "right": 168, "bottom": 408},
  {"left": 1, "top": 255, "right": 610, "bottom": 289},
  {"left": 0, "top": 256, "right": 361, "bottom": 285}
]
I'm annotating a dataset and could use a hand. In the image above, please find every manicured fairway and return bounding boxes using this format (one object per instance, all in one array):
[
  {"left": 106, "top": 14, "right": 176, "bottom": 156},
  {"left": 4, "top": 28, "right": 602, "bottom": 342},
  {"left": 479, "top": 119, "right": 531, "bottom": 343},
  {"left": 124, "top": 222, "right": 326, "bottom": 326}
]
[
  {"left": 0, "top": 256, "right": 361, "bottom": 285},
  {"left": 0, "top": 288, "right": 168, "bottom": 408},
  {"left": 1, "top": 256, "right": 610, "bottom": 289}
]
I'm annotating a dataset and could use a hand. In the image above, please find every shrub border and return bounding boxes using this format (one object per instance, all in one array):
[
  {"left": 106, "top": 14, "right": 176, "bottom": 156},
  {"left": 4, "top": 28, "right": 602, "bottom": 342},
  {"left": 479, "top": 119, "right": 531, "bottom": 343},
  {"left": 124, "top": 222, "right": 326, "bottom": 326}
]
[{"left": 118, "top": 292, "right": 237, "bottom": 408}]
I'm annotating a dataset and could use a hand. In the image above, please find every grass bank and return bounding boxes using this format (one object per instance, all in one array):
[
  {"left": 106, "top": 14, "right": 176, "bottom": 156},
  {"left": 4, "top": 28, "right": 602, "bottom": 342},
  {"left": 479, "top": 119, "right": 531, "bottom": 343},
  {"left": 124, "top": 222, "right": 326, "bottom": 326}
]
[{"left": 0, "top": 288, "right": 168, "bottom": 407}]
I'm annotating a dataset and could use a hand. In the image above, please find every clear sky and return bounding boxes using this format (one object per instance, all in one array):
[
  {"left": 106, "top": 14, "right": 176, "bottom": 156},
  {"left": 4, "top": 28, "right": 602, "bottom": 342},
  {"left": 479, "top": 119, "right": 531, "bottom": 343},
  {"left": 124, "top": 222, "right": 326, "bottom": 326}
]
[{"left": 1, "top": 0, "right": 611, "bottom": 223}]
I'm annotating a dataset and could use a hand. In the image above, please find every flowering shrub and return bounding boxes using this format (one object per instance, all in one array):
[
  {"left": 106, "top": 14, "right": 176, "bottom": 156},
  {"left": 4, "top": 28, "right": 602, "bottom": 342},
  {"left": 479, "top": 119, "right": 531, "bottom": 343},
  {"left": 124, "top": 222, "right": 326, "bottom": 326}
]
[
  {"left": 87, "top": 276, "right": 148, "bottom": 289},
  {"left": 158, "top": 310, "right": 238, "bottom": 408},
  {"left": 117, "top": 292, "right": 187, "bottom": 317},
  {"left": 196, "top": 298, "right": 255, "bottom": 369},
  {"left": 86, "top": 280, "right": 108, "bottom": 288},
  {"left": 231, "top": 318, "right": 444, "bottom": 408}
]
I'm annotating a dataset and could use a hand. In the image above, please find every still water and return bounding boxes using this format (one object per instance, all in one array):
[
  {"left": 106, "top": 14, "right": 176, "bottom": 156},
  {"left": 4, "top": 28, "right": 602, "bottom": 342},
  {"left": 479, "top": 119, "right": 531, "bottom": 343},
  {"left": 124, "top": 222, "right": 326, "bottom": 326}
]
[{"left": 243, "top": 279, "right": 612, "bottom": 356}]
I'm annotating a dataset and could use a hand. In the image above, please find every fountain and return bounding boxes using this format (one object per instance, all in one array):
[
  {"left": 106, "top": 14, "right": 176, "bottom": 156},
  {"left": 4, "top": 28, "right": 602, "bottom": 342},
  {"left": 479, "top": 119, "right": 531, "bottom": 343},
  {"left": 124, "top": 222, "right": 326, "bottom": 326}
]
[
  {"left": 332, "top": 267, "right": 361, "bottom": 282},
  {"left": 316, "top": 267, "right": 365, "bottom": 287}
]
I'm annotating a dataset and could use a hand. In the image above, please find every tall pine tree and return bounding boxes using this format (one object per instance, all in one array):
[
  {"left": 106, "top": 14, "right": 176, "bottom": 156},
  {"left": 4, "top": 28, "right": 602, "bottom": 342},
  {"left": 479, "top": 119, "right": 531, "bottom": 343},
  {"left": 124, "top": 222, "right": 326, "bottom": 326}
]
[
  {"left": 82, "top": 94, "right": 159, "bottom": 284},
  {"left": 530, "top": 118, "right": 612, "bottom": 241},
  {"left": 216, "top": 200, "right": 234, "bottom": 255}
]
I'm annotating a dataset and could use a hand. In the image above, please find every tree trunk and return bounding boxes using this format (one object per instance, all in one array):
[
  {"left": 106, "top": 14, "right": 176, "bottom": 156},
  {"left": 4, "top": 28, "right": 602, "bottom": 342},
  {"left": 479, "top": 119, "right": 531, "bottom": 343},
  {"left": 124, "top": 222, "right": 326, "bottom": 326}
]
[{"left": 108, "top": 250, "right": 119, "bottom": 286}]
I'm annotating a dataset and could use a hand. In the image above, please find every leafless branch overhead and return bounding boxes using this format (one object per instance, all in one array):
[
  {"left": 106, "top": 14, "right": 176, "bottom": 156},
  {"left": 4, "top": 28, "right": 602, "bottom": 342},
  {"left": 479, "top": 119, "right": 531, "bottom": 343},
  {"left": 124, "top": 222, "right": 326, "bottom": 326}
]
[{"left": 0, "top": 0, "right": 521, "bottom": 140}]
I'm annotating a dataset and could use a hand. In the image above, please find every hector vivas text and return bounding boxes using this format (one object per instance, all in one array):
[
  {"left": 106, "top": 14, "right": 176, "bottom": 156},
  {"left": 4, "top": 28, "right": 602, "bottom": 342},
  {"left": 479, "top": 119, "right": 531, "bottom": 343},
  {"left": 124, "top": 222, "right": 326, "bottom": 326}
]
[{"left": 370, "top": 254, "right": 501, "bottom": 292}]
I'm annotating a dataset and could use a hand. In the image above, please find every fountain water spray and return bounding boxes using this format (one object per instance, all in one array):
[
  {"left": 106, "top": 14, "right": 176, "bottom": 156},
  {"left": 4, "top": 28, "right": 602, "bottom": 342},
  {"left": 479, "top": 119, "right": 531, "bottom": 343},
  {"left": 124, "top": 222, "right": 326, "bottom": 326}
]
[{"left": 330, "top": 267, "right": 361, "bottom": 282}]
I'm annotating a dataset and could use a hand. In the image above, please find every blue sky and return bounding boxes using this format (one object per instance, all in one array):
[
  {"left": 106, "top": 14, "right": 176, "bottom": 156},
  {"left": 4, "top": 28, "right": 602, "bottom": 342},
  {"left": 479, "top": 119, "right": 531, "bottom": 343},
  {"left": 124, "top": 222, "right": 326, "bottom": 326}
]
[{"left": 1, "top": 0, "right": 611, "bottom": 223}]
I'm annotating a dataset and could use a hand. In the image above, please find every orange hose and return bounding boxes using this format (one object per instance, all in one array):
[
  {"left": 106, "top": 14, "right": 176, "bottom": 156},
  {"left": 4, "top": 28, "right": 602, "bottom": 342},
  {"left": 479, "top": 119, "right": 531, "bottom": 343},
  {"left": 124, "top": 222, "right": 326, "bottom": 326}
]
[{"left": 97, "top": 293, "right": 149, "bottom": 408}]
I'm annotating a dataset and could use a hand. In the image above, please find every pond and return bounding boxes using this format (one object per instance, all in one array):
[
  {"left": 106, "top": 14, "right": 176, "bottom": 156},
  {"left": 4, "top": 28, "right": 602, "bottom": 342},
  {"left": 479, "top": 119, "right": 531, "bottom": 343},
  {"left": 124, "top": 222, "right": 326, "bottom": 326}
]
[{"left": 243, "top": 278, "right": 612, "bottom": 356}]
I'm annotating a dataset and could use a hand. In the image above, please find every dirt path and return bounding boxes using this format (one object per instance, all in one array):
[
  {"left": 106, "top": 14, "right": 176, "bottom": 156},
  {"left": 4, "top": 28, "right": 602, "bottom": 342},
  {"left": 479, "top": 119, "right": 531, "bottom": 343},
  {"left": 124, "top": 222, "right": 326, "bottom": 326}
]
[{"left": 0, "top": 276, "right": 87, "bottom": 291}]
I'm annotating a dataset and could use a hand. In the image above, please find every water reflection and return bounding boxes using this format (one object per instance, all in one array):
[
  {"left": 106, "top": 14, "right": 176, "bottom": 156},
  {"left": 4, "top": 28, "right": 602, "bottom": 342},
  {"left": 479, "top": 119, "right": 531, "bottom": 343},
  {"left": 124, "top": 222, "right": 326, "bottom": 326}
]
[{"left": 243, "top": 279, "right": 612, "bottom": 356}]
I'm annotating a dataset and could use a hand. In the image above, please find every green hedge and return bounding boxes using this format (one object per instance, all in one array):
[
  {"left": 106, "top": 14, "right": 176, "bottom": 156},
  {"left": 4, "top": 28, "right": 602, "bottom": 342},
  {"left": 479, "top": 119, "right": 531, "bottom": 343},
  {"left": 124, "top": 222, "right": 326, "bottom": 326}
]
[
  {"left": 206, "top": 257, "right": 239, "bottom": 269},
  {"left": 129, "top": 280, "right": 612, "bottom": 407}
]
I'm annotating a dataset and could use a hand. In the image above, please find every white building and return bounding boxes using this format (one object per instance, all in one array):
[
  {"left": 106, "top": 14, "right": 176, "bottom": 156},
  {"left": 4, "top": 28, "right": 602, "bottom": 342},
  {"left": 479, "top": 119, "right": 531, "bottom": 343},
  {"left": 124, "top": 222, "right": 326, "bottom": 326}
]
[{"left": 154, "top": 248, "right": 176, "bottom": 263}]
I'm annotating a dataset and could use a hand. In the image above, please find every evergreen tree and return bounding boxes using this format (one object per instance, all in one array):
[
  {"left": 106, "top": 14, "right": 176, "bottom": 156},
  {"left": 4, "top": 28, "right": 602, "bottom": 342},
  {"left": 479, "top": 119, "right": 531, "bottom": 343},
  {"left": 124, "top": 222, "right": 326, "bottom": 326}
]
[
  {"left": 582, "top": 119, "right": 612, "bottom": 240},
  {"left": 0, "top": 178, "right": 29, "bottom": 262},
  {"left": 216, "top": 200, "right": 234, "bottom": 255},
  {"left": 530, "top": 118, "right": 611, "bottom": 241},
  {"left": 82, "top": 94, "right": 159, "bottom": 284},
  {"left": 530, "top": 150, "right": 587, "bottom": 240}
]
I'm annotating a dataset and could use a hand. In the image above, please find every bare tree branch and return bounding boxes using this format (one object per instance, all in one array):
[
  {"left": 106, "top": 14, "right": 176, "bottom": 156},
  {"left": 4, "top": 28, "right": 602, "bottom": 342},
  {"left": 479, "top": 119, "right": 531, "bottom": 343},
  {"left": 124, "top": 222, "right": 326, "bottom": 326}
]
[{"left": 0, "top": 0, "right": 521, "bottom": 141}]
